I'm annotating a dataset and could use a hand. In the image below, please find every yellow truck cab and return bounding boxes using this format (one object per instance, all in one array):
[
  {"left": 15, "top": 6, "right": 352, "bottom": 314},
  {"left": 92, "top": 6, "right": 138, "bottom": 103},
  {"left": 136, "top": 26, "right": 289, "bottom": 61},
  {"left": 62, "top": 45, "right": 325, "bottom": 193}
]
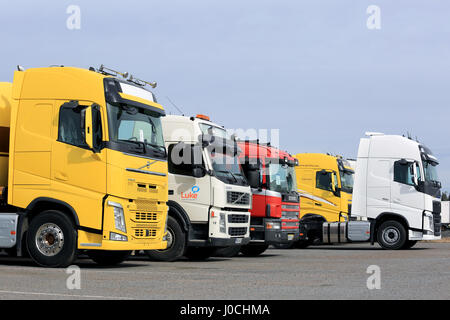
[
  {"left": 293, "top": 153, "right": 354, "bottom": 247},
  {"left": 0, "top": 65, "right": 168, "bottom": 267}
]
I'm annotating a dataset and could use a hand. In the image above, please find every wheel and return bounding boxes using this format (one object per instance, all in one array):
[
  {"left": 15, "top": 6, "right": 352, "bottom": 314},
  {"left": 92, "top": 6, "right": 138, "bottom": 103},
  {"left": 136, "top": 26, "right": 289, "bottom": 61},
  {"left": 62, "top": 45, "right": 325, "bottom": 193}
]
[
  {"left": 26, "top": 210, "right": 77, "bottom": 267},
  {"left": 272, "top": 243, "right": 294, "bottom": 249},
  {"left": 377, "top": 220, "right": 407, "bottom": 250},
  {"left": 146, "top": 216, "right": 186, "bottom": 262},
  {"left": 294, "top": 240, "right": 312, "bottom": 249},
  {"left": 402, "top": 240, "right": 418, "bottom": 249},
  {"left": 87, "top": 250, "right": 131, "bottom": 266},
  {"left": 184, "top": 247, "right": 215, "bottom": 260},
  {"left": 240, "top": 244, "right": 269, "bottom": 257},
  {"left": 213, "top": 246, "right": 242, "bottom": 257}
]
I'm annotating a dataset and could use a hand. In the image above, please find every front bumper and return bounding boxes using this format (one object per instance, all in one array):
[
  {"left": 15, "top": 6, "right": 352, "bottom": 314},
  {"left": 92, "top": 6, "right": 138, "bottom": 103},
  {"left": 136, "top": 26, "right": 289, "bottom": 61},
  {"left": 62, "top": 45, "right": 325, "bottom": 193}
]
[
  {"left": 209, "top": 236, "right": 251, "bottom": 247},
  {"left": 249, "top": 218, "right": 300, "bottom": 245}
]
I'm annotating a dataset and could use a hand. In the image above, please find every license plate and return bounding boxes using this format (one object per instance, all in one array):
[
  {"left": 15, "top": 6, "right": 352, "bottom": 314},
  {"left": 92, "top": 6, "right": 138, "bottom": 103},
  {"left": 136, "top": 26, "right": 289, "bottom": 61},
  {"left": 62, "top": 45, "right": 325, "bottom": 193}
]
[
  {"left": 235, "top": 238, "right": 243, "bottom": 244},
  {"left": 288, "top": 234, "right": 294, "bottom": 241}
]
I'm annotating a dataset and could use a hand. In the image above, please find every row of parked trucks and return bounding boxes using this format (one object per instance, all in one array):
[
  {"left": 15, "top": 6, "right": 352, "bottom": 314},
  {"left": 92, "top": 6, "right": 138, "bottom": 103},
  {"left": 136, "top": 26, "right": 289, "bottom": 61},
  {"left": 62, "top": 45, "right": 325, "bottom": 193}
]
[{"left": 0, "top": 66, "right": 443, "bottom": 267}]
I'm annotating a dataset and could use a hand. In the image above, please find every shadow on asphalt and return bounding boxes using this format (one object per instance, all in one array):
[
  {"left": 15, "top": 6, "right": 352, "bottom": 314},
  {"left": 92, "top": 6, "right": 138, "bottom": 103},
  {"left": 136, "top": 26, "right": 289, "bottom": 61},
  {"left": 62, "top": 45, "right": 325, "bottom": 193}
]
[{"left": 269, "top": 246, "right": 428, "bottom": 251}]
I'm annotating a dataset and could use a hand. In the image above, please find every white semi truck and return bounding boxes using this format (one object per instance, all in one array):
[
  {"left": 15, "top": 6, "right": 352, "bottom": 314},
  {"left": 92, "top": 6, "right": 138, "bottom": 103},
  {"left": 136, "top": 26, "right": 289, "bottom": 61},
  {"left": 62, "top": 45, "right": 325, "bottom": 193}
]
[
  {"left": 146, "top": 114, "right": 251, "bottom": 260},
  {"left": 298, "top": 132, "right": 442, "bottom": 249}
]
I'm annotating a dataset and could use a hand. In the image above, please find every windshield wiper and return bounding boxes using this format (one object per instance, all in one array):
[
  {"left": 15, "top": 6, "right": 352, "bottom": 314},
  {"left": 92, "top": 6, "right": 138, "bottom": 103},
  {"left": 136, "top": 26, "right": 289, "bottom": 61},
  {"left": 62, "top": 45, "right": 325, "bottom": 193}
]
[
  {"left": 144, "top": 141, "right": 166, "bottom": 155},
  {"left": 215, "top": 170, "right": 238, "bottom": 183},
  {"left": 118, "top": 139, "right": 146, "bottom": 153}
]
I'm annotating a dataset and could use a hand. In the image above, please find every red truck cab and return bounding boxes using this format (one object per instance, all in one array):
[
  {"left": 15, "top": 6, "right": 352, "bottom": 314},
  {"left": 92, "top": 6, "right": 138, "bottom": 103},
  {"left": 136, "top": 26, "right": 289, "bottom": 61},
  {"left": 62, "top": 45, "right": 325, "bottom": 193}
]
[{"left": 237, "top": 140, "right": 300, "bottom": 256}]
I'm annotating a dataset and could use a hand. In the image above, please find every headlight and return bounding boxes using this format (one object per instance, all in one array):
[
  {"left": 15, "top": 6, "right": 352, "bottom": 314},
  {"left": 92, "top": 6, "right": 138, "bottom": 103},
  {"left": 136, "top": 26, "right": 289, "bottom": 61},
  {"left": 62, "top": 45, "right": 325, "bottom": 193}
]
[
  {"left": 108, "top": 201, "right": 126, "bottom": 233},
  {"left": 266, "top": 221, "right": 281, "bottom": 230},
  {"left": 220, "top": 212, "right": 226, "bottom": 233},
  {"left": 110, "top": 232, "right": 128, "bottom": 241}
]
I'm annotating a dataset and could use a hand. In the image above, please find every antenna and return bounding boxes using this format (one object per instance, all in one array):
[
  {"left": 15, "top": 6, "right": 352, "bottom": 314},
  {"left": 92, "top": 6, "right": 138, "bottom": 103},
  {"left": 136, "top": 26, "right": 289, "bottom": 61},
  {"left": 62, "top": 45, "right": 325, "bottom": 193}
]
[
  {"left": 166, "top": 96, "right": 185, "bottom": 115},
  {"left": 98, "top": 64, "right": 129, "bottom": 79}
]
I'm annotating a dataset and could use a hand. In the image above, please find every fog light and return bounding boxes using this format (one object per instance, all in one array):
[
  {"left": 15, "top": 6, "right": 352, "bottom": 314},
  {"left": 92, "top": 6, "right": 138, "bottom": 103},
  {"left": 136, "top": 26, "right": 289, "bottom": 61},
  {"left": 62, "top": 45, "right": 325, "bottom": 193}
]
[{"left": 110, "top": 232, "right": 128, "bottom": 241}]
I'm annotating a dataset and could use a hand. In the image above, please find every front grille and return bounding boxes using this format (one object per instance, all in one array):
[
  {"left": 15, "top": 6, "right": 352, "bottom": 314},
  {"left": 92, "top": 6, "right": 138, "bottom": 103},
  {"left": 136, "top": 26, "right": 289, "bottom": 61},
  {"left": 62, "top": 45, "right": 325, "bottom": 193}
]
[
  {"left": 134, "top": 228, "right": 157, "bottom": 238},
  {"left": 228, "top": 227, "right": 247, "bottom": 236},
  {"left": 135, "top": 212, "right": 158, "bottom": 221},
  {"left": 227, "top": 191, "right": 250, "bottom": 205},
  {"left": 282, "top": 211, "right": 299, "bottom": 219},
  {"left": 134, "top": 200, "right": 158, "bottom": 211},
  {"left": 433, "top": 212, "right": 441, "bottom": 236},
  {"left": 228, "top": 214, "right": 249, "bottom": 224}
]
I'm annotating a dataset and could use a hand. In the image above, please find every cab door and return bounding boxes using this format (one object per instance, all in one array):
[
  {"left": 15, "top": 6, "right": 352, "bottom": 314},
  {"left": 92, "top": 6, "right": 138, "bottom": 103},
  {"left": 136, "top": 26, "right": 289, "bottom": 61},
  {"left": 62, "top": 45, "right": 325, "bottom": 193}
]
[
  {"left": 313, "top": 170, "right": 341, "bottom": 222},
  {"left": 167, "top": 143, "right": 211, "bottom": 222},
  {"left": 51, "top": 100, "right": 107, "bottom": 230}
]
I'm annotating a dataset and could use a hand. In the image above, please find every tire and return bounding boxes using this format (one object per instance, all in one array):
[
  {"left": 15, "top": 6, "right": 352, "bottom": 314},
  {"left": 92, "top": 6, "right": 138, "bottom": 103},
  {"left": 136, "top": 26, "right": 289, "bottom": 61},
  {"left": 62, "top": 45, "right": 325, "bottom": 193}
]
[
  {"left": 87, "top": 250, "right": 131, "bottom": 266},
  {"left": 377, "top": 220, "right": 407, "bottom": 250},
  {"left": 213, "top": 246, "right": 242, "bottom": 257},
  {"left": 294, "top": 240, "right": 311, "bottom": 249},
  {"left": 402, "top": 240, "right": 418, "bottom": 250},
  {"left": 272, "top": 243, "right": 294, "bottom": 249},
  {"left": 26, "top": 210, "right": 77, "bottom": 268},
  {"left": 184, "top": 247, "right": 215, "bottom": 260},
  {"left": 240, "top": 244, "right": 269, "bottom": 257},
  {"left": 145, "top": 216, "right": 186, "bottom": 262}
]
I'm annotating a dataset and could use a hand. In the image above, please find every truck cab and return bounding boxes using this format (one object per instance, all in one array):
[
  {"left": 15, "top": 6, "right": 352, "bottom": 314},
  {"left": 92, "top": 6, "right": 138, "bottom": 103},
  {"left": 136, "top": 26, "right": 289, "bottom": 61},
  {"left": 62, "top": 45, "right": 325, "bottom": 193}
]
[
  {"left": 294, "top": 154, "right": 354, "bottom": 247},
  {"left": 236, "top": 141, "right": 300, "bottom": 256},
  {"left": 295, "top": 133, "right": 442, "bottom": 250},
  {"left": 146, "top": 115, "right": 251, "bottom": 261},
  {"left": 0, "top": 66, "right": 169, "bottom": 267}
]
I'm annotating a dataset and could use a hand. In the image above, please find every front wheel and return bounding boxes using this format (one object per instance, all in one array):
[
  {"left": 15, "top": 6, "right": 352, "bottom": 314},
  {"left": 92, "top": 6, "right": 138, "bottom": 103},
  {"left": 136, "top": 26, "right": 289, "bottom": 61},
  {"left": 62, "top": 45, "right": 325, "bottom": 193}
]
[
  {"left": 145, "top": 216, "right": 186, "bottom": 262},
  {"left": 272, "top": 243, "right": 294, "bottom": 249},
  {"left": 240, "top": 244, "right": 269, "bottom": 257},
  {"left": 26, "top": 210, "right": 77, "bottom": 268},
  {"left": 377, "top": 220, "right": 407, "bottom": 250},
  {"left": 87, "top": 250, "right": 131, "bottom": 266}
]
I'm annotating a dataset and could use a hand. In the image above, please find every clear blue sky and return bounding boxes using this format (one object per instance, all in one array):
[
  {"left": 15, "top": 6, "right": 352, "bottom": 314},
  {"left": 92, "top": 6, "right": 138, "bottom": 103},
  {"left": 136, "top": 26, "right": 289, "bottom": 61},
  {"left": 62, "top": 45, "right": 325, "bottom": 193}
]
[{"left": 1, "top": 1, "right": 449, "bottom": 191}]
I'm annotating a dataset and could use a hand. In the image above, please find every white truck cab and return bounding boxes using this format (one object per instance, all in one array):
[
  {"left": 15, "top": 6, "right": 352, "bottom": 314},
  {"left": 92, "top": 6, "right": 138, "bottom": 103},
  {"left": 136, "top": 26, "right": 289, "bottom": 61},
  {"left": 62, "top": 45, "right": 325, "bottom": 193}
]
[
  {"left": 146, "top": 115, "right": 251, "bottom": 261},
  {"left": 302, "top": 133, "right": 442, "bottom": 250}
]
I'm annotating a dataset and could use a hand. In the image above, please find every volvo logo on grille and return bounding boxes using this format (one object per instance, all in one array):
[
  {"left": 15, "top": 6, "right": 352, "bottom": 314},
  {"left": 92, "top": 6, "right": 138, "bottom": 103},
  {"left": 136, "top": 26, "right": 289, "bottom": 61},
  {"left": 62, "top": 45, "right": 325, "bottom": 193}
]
[{"left": 139, "top": 160, "right": 158, "bottom": 170}]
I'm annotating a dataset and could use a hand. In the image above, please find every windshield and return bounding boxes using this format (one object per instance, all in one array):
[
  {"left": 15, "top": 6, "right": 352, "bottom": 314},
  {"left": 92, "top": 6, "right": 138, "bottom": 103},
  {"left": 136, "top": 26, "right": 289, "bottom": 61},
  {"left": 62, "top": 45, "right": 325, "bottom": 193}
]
[
  {"left": 339, "top": 169, "right": 354, "bottom": 193},
  {"left": 107, "top": 103, "right": 166, "bottom": 157},
  {"left": 268, "top": 163, "right": 297, "bottom": 194},
  {"left": 423, "top": 160, "right": 440, "bottom": 184},
  {"left": 210, "top": 151, "right": 247, "bottom": 186},
  {"left": 199, "top": 123, "right": 229, "bottom": 139}
]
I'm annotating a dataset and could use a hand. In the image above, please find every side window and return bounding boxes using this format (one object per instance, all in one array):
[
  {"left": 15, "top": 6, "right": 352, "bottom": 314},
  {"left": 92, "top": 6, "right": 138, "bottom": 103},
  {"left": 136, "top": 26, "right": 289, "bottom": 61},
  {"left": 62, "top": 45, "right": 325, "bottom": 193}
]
[
  {"left": 168, "top": 144, "right": 204, "bottom": 176},
  {"left": 58, "top": 103, "right": 88, "bottom": 148},
  {"left": 316, "top": 171, "right": 332, "bottom": 191},
  {"left": 394, "top": 161, "right": 414, "bottom": 186}
]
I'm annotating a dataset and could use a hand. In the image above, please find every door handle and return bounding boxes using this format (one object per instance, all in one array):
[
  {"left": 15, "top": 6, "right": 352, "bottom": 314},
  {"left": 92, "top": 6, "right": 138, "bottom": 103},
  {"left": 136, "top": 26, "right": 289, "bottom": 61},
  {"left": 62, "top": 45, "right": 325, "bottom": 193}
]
[
  {"left": 55, "top": 172, "right": 68, "bottom": 181},
  {"left": 315, "top": 202, "right": 322, "bottom": 206}
]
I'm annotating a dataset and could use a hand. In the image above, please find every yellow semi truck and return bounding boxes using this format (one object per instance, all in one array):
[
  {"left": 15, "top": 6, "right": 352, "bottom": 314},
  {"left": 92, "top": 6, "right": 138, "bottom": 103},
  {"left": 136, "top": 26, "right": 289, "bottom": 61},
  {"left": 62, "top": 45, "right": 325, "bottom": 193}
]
[
  {"left": 0, "top": 65, "right": 168, "bottom": 267},
  {"left": 294, "top": 153, "right": 354, "bottom": 248}
]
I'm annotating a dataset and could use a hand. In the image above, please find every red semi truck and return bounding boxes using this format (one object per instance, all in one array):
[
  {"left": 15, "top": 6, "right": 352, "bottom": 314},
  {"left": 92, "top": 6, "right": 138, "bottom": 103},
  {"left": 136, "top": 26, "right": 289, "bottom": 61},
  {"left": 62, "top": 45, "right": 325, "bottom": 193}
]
[{"left": 216, "top": 140, "right": 300, "bottom": 256}]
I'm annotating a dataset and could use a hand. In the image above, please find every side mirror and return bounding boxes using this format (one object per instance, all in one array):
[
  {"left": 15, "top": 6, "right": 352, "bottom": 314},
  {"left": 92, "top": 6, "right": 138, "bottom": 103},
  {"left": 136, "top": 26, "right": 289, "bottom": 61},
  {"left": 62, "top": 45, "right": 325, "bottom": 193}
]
[
  {"left": 247, "top": 170, "right": 260, "bottom": 189},
  {"left": 81, "top": 106, "right": 94, "bottom": 150},
  {"left": 192, "top": 166, "right": 206, "bottom": 178}
]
